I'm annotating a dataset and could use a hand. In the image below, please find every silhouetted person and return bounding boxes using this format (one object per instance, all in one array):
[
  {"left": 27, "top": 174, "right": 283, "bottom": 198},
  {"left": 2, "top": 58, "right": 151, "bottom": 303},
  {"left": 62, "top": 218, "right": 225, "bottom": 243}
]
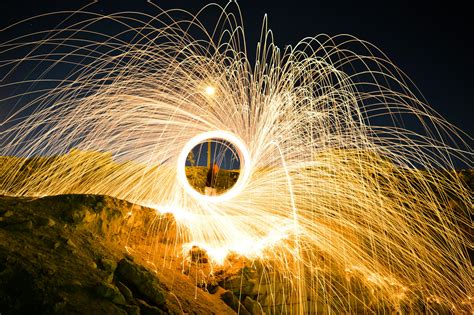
[{"left": 205, "top": 163, "right": 219, "bottom": 195}]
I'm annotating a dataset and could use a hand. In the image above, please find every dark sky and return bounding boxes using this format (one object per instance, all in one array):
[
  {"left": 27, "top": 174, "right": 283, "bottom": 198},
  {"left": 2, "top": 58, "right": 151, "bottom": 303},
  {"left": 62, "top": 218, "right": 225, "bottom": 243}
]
[{"left": 0, "top": 0, "right": 472, "bottom": 140}]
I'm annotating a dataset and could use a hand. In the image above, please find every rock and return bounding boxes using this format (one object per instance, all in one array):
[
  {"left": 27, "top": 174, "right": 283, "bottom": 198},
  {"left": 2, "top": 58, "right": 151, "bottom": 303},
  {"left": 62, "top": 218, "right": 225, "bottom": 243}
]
[
  {"left": 250, "top": 282, "right": 280, "bottom": 297},
  {"left": 99, "top": 257, "right": 118, "bottom": 273},
  {"left": 124, "top": 253, "right": 135, "bottom": 261},
  {"left": 110, "top": 305, "right": 129, "bottom": 315},
  {"left": 220, "top": 275, "right": 255, "bottom": 296},
  {"left": 221, "top": 290, "right": 250, "bottom": 314},
  {"left": 99, "top": 257, "right": 117, "bottom": 283},
  {"left": 69, "top": 209, "right": 87, "bottom": 224},
  {"left": 115, "top": 258, "right": 166, "bottom": 307},
  {"left": 207, "top": 282, "right": 219, "bottom": 294},
  {"left": 221, "top": 290, "right": 237, "bottom": 308},
  {"left": 244, "top": 296, "right": 263, "bottom": 315},
  {"left": 94, "top": 282, "right": 126, "bottom": 305},
  {"left": 189, "top": 246, "right": 208, "bottom": 263},
  {"left": 137, "top": 299, "right": 166, "bottom": 315},
  {"left": 105, "top": 273, "right": 114, "bottom": 284},
  {"left": 241, "top": 266, "right": 258, "bottom": 279},
  {"left": 66, "top": 239, "right": 77, "bottom": 248},
  {"left": 37, "top": 217, "right": 56, "bottom": 227},
  {"left": 198, "top": 277, "right": 219, "bottom": 294},
  {"left": 121, "top": 304, "right": 141, "bottom": 315},
  {"left": 65, "top": 207, "right": 96, "bottom": 225},
  {"left": 117, "top": 281, "right": 135, "bottom": 303}
]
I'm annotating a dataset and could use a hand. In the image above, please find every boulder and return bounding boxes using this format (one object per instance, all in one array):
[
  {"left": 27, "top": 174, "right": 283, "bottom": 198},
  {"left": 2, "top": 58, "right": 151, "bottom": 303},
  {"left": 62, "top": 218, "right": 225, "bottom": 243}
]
[
  {"left": 117, "top": 281, "right": 135, "bottom": 303},
  {"left": 221, "top": 290, "right": 250, "bottom": 315},
  {"left": 94, "top": 282, "right": 126, "bottom": 305},
  {"left": 244, "top": 296, "right": 263, "bottom": 315},
  {"left": 115, "top": 258, "right": 166, "bottom": 308},
  {"left": 221, "top": 275, "right": 257, "bottom": 297},
  {"left": 137, "top": 299, "right": 166, "bottom": 315},
  {"left": 121, "top": 304, "right": 140, "bottom": 315},
  {"left": 99, "top": 257, "right": 118, "bottom": 273}
]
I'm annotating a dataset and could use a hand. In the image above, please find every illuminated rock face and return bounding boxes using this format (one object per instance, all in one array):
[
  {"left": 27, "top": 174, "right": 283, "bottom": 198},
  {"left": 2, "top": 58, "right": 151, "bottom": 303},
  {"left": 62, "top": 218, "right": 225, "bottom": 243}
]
[
  {"left": 0, "top": 179, "right": 472, "bottom": 314},
  {"left": 0, "top": 195, "right": 236, "bottom": 314},
  {"left": 115, "top": 258, "right": 167, "bottom": 309}
]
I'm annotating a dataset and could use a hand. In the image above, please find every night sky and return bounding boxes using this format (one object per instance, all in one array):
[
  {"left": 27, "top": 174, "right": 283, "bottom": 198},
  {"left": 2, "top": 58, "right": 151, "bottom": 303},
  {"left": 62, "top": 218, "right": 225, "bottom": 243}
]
[
  {"left": 186, "top": 141, "right": 241, "bottom": 170},
  {"left": 0, "top": 0, "right": 472, "bottom": 159}
]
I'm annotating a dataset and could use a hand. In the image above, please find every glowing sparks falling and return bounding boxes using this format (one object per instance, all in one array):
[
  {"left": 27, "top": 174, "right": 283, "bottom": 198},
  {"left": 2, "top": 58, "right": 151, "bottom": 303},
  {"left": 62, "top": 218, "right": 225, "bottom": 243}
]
[{"left": 0, "top": 3, "right": 472, "bottom": 313}]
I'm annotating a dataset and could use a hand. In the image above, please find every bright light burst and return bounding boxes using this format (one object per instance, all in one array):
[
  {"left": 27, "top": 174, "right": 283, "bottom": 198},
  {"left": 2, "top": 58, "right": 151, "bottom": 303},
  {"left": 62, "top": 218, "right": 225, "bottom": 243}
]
[
  {"left": 0, "top": 3, "right": 472, "bottom": 313},
  {"left": 205, "top": 85, "right": 216, "bottom": 96}
]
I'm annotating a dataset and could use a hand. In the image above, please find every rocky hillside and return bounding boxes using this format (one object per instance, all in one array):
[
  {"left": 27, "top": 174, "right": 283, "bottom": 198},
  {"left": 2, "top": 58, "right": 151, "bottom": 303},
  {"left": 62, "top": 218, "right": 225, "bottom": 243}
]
[
  {"left": 0, "top": 194, "right": 236, "bottom": 314},
  {"left": 1, "top": 169, "right": 472, "bottom": 314}
]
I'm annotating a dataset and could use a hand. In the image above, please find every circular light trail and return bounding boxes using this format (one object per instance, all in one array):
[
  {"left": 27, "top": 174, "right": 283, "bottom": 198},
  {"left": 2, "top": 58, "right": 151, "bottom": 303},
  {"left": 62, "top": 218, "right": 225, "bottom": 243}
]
[{"left": 177, "top": 130, "right": 250, "bottom": 203}]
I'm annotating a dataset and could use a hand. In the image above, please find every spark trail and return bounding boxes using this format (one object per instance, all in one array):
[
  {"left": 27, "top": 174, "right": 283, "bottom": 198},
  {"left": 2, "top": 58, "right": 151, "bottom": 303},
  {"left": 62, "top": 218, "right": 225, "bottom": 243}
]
[{"left": 0, "top": 3, "right": 472, "bottom": 313}]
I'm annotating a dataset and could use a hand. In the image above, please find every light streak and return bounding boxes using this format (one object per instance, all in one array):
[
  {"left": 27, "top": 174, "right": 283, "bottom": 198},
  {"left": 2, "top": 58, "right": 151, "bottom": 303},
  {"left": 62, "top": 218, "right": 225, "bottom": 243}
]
[
  {"left": 0, "top": 3, "right": 471, "bottom": 312},
  {"left": 177, "top": 130, "right": 251, "bottom": 202}
]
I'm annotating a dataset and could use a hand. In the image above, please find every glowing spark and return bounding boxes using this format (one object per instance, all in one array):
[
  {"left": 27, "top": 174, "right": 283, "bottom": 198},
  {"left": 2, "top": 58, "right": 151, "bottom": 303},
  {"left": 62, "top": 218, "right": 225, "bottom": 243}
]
[{"left": 204, "top": 86, "right": 216, "bottom": 96}]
